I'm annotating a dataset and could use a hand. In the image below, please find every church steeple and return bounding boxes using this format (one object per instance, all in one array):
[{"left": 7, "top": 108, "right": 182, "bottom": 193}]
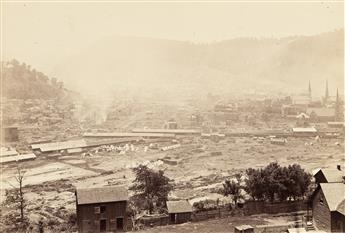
[
  {"left": 308, "top": 80, "right": 312, "bottom": 99},
  {"left": 324, "top": 80, "right": 330, "bottom": 105},
  {"left": 334, "top": 88, "right": 342, "bottom": 121},
  {"left": 325, "top": 80, "right": 329, "bottom": 101},
  {"left": 336, "top": 88, "right": 339, "bottom": 104}
]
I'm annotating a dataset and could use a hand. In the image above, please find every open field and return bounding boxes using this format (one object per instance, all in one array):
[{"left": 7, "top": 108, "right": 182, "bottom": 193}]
[{"left": 1, "top": 135, "right": 343, "bottom": 219}]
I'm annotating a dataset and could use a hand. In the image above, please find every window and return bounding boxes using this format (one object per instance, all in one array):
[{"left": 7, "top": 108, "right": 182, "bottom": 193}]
[
  {"left": 100, "top": 205, "right": 106, "bottom": 214},
  {"left": 94, "top": 207, "right": 100, "bottom": 214},
  {"left": 319, "top": 196, "right": 324, "bottom": 205}
]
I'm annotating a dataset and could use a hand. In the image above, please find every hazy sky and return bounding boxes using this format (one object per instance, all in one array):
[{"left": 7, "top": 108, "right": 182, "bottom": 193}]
[{"left": 2, "top": 1, "right": 344, "bottom": 76}]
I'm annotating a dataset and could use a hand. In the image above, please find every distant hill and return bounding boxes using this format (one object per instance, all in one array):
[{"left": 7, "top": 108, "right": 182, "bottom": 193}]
[
  {"left": 51, "top": 29, "right": 344, "bottom": 95},
  {"left": 1, "top": 59, "right": 70, "bottom": 99}
]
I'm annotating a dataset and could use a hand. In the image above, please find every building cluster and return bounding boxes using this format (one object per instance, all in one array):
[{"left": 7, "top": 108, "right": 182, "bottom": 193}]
[
  {"left": 75, "top": 186, "right": 194, "bottom": 233},
  {"left": 282, "top": 81, "right": 344, "bottom": 125},
  {"left": 74, "top": 165, "right": 345, "bottom": 233},
  {"left": 309, "top": 166, "right": 345, "bottom": 232}
]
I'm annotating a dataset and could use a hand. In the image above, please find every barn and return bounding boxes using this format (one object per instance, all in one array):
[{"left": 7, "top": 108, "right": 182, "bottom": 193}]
[
  {"left": 76, "top": 186, "right": 128, "bottom": 233},
  {"left": 311, "top": 183, "right": 345, "bottom": 232},
  {"left": 166, "top": 200, "right": 193, "bottom": 224}
]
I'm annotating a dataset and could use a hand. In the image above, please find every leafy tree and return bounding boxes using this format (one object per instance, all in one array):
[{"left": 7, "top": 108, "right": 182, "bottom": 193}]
[
  {"left": 129, "top": 165, "right": 173, "bottom": 213},
  {"left": 222, "top": 174, "right": 243, "bottom": 206},
  {"left": 244, "top": 168, "right": 265, "bottom": 200},
  {"left": 244, "top": 162, "right": 312, "bottom": 202},
  {"left": 284, "top": 164, "right": 312, "bottom": 200}
]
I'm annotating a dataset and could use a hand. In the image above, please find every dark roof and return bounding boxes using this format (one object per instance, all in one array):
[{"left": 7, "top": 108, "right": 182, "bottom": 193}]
[
  {"left": 76, "top": 186, "right": 128, "bottom": 205},
  {"left": 166, "top": 200, "right": 192, "bottom": 213}
]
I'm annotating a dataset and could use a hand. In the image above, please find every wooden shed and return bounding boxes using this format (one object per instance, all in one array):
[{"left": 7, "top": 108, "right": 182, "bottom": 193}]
[
  {"left": 166, "top": 200, "right": 193, "bottom": 224},
  {"left": 76, "top": 186, "right": 128, "bottom": 233}
]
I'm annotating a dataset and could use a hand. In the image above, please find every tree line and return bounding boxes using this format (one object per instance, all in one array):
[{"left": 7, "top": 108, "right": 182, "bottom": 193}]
[
  {"left": 223, "top": 162, "right": 312, "bottom": 205},
  {"left": 1, "top": 59, "right": 65, "bottom": 99}
]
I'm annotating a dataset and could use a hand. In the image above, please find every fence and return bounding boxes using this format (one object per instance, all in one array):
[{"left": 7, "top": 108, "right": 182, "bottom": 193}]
[
  {"left": 126, "top": 200, "right": 308, "bottom": 230},
  {"left": 243, "top": 200, "right": 307, "bottom": 216},
  {"left": 192, "top": 207, "right": 239, "bottom": 222}
]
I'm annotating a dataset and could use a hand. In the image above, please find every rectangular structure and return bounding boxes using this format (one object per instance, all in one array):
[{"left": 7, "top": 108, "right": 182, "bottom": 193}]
[
  {"left": 167, "top": 200, "right": 193, "bottom": 224},
  {"left": 76, "top": 186, "right": 128, "bottom": 233}
]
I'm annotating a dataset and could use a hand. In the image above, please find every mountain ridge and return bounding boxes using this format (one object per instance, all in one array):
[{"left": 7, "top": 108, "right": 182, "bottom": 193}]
[{"left": 50, "top": 29, "right": 344, "bottom": 96}]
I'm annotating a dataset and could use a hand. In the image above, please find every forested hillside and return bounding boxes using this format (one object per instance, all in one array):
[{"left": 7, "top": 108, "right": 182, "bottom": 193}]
[
  {"left": 1, "top": 59, "right": 66, "bottom": 99},
  {"left": 53, "top": 29, "right": 344, "bottom": 95}
]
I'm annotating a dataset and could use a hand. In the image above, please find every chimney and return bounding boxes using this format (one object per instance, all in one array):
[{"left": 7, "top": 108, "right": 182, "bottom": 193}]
[{"left": 337, "top": 165, "right": 341, "bottom": 171}]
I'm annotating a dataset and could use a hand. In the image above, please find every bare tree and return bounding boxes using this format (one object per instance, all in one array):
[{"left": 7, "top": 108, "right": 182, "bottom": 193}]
[
  {"left": 15, "top": 166, "right": 26, "bottom": 221},
  {"left": 6, "top": 166, "right": 26, "bottom": 222}
]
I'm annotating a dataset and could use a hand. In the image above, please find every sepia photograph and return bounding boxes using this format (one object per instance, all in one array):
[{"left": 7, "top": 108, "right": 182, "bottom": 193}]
[{"left": 0, "top": 1, "right": 344, "bottom": 233}]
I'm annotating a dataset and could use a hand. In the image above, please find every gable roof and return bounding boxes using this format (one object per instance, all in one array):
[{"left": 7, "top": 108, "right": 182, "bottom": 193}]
[
  {"left": 320, "top": 183, "right": 345, "bottom": 212},
  {"left": 166, "top": 200, "right": 192, "bottom": 213},
  {"left": 314, "top": 168, "right": 345, "bottom": 183},
  {"left": 76, "top": 186, "right": 128, "bottom": 205},
  {"left": 337, "top": 199, "right": 345, "bottom": 215}
]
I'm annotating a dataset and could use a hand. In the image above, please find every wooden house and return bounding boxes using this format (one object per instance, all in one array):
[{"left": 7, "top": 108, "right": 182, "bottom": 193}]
[
  {"left": 310, "top": 183, "right": 345, "bottom": 232},
  {"left": 76, "top": 186, "right": 128, "bottom": 233},
  {"left": 166, "top": 200, "right": 192, "bottom": 224}
]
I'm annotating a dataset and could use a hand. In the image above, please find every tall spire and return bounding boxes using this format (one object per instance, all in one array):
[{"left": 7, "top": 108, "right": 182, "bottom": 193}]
[
  {"left": 308, "top": 80, "right": 312, "bottom": 98},
  {"left": 324, "top": 79, "right": 330, "bottom": 105},
  {"left": 336, "top": 88, "right": 339, "bottom": 103},
  {"left": 335, "top": 88, "right": 342, "bottom": 121},
  {"left": 325, "top": 79, "right": 329, "bottom": 100}
]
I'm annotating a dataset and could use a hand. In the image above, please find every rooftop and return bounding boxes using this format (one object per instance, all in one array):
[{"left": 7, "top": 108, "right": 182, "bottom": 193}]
[
  {"left": 292, "top": 127, "right": 317, "bottom": 133},
  {"left": 313, "top": 168, "right": 345, "bottom": 183},
  {"left": 83, "top": 132, "right": 175, "bottom": 138},
  {"left": 320, "top": 183, "right": 345, "bottom": 212},
  {"left": 76, "top": 186, "right": 128, "bottom": 205},
  {"left": 31, "top": 139, "right": 87, "bottom": 152},
  {"left": 132, "top": 129, "right": 201, "bottom": 134},
  {"left": 234, "top": 225, "right": 254, "bottom": 231},
  {"left": 337, "top": 199, "right": 345, "bottom": 215},
  {"left": 0, "top": 153, "right": 36, "bottom": 164},
  {"left": 166, "top": 200, "right": 193, "bottom": 214}
]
